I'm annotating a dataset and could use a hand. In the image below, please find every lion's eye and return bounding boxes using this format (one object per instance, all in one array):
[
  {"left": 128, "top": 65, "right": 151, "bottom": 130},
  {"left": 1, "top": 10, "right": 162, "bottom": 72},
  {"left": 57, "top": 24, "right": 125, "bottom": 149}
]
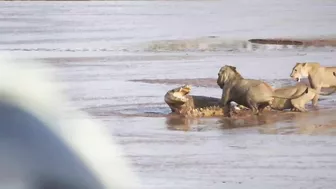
[{"left": 294, "top": 69, "right": 297, "bottom": 72}]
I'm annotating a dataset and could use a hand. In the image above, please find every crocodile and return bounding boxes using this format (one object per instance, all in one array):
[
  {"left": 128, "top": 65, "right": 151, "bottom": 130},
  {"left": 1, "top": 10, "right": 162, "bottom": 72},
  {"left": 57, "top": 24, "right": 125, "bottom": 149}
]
[{"left": 164, "top": 85, "right": 248, "bottom": 117}]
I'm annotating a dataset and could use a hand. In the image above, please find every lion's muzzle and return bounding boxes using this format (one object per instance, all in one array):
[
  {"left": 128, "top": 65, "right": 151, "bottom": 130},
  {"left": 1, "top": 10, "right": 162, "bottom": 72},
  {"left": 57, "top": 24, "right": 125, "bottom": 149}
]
[{"left": 290, "top": 74, "right": 300, "bottom": 82}]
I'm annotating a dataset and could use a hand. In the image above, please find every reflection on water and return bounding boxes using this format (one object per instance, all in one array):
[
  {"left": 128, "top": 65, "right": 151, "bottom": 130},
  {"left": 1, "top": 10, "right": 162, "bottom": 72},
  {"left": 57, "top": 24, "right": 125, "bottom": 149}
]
[
  {"left": 165, "top": 110, "right": 336, "bottom": 136},
  {"left": 165, "top": 115, "right": 199, "bottom": 131}
]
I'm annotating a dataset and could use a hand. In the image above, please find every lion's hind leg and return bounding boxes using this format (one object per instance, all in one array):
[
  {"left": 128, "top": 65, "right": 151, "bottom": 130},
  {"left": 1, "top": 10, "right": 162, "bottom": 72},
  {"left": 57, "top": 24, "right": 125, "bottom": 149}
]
[
  {"left": 246, "top": 98, "right": 260, "bottom": 115},
  {"left": 290, "top": 98, "right": 307, "bottom": 112},
  {"left": 292, "top": 105, "right": 307, "bottom": 112},
  {"left": 258, "top": 102, "right": 270, "bottom": 113}
]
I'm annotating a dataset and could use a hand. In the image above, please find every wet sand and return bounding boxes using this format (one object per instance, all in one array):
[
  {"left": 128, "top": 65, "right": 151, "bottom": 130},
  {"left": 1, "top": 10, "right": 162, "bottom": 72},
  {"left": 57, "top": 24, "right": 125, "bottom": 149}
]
[{"left": 1, "top": 1, "right": 336, "bottom": 188}]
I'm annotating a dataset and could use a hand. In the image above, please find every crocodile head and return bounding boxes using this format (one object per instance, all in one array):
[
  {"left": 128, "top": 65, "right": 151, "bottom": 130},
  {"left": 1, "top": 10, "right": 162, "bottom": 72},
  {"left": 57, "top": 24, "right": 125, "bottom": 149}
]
[
  {"left": 164, "top": 85, "right": 249, "bottom": 117},
  {"left": 164, "top": 85, "right": 192, "bottom": 111}
]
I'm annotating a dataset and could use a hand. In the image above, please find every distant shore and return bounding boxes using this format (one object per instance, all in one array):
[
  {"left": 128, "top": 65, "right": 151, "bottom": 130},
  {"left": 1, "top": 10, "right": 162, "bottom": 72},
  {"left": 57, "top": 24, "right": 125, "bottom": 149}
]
[{"left": 249, "top": 38, "right": 336, "bottom": 47}]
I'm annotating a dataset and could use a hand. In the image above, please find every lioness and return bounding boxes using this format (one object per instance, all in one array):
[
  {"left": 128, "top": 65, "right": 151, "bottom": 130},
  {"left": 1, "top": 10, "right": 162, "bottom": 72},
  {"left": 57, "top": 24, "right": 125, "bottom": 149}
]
[
  {"left": 290, "top": 62, "right": 336, "bottom": 106},
  {"left": 270, "top": 83, "right": 335, "bottom": 112},
  {"left": 217, "top": 65, "right": 309, "bottom": 116}
]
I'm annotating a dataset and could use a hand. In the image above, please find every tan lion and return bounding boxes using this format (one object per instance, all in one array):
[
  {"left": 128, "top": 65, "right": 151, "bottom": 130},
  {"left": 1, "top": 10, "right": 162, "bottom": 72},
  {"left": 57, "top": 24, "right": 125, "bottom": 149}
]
[
  {"left": 290, "top": 62, "right": 336, "bottom": 106},
  {"left": 217, "top": 65, "right": 309, "bottom": 116},
  {"left": 270, "top": 83, "right": 335, "bottom": 112}
]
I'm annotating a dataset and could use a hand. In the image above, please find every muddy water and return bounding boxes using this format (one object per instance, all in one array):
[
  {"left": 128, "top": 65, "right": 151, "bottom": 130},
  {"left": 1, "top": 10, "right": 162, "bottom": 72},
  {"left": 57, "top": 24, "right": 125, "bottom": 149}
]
[{"left": 1, "top": 1, "right": 336, "bottom": 189}]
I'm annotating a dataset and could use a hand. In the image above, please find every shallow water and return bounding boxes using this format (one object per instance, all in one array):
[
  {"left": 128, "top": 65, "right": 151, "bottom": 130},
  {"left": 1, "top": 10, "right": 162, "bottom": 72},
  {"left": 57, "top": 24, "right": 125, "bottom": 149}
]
[{"left": 1, "top": 1, "right": 336, "bottom": 188}]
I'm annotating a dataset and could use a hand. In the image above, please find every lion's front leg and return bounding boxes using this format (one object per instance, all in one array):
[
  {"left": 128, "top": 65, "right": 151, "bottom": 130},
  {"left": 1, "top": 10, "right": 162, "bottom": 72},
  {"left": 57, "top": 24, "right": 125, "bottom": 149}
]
[
  {"left": 221, "top": 87, "right": 232, "bottom": 117},
  {"left": 309, "top": 76, "right": 321, "bottom": 107},
  {"left": 312, "top": 86, "right": 321, "bottom": 107}
]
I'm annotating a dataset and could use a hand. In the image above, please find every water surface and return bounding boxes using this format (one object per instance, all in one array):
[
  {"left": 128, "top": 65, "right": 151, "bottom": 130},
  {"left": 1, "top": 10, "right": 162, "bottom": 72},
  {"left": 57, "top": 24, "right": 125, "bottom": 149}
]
[{"left": 1, "top": 1, "right": 336, "bottom": 188}]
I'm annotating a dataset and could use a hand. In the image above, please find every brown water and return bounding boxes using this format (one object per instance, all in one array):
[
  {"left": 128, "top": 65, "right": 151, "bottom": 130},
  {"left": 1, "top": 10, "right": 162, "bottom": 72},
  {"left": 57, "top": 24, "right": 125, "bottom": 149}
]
[
  {"left": 52, "top": 53, "right": 336, "bottom": 189},
  {"left": 1, "top": 1, "right": 336, "bottom": 188}
]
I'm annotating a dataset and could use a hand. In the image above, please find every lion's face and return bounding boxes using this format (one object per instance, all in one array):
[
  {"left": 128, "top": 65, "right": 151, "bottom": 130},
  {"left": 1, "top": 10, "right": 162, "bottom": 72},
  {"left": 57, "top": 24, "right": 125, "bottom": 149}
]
[
  {"left": 217, "top": 65, "right": 236, "bottom": 89},
  {"left": 290, "top": 63, "right": 309, "bottom": 82}
]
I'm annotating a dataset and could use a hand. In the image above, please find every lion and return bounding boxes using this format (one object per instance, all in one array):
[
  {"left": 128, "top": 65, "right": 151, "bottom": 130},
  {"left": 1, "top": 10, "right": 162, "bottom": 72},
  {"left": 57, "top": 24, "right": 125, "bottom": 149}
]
[
  {"left": 290, "top": 62, "right": 336, "bottom": 106},
  {"left": 270, "top": 83, "right": 335, "bottom": 112},
  {"left": 217, "top": 65, "right": 309, "bottom": 116}
]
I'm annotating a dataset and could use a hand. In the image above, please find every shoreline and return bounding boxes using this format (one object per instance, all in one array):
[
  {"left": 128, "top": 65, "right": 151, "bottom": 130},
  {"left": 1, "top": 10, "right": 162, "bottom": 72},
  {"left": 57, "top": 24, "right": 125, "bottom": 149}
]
[{"left": 249, "top": 38, "right": 336, "bottom": 47}]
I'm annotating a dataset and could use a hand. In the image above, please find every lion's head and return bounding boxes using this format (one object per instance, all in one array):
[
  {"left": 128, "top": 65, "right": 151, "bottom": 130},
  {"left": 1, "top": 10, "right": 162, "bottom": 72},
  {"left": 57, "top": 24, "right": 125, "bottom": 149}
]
[
  {"left": 217, "top": 65, "right": 243, "bottom": 89},
  {"left": 290, "top": 62, "right": 312, "bottom": 82}
]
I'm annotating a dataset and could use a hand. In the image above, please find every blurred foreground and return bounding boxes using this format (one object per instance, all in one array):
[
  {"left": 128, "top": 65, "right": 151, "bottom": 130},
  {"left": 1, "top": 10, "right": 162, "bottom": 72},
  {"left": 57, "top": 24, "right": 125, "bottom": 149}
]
[{"left": 0, "top": 55, "right": 140, "bottom": 189}]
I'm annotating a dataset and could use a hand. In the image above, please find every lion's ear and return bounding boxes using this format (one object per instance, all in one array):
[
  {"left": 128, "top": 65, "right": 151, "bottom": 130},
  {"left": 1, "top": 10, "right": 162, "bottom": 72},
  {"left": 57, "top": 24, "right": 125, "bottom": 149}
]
[
  {"left": 333, "top": 72, "right": 336, "bottom": 77},
  {"left": 229, "top": 66, "right": 236, "bottom": 71},
  {"left": 302, "top": 63, "right": 307, "bottom": 67}
]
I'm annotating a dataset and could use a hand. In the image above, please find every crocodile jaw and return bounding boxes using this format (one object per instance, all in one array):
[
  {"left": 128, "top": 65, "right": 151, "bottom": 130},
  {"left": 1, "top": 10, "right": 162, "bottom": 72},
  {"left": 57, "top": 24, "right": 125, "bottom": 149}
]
[{"left": 164, "top": 85, "right": 192, "bottom": 104}]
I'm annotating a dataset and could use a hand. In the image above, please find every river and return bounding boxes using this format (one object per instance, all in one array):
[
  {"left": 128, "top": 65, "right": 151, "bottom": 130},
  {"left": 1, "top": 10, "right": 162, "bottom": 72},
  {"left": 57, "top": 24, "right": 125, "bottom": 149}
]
[{"left": 1, "top": 1, "right": 336, "bottom": 188}]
